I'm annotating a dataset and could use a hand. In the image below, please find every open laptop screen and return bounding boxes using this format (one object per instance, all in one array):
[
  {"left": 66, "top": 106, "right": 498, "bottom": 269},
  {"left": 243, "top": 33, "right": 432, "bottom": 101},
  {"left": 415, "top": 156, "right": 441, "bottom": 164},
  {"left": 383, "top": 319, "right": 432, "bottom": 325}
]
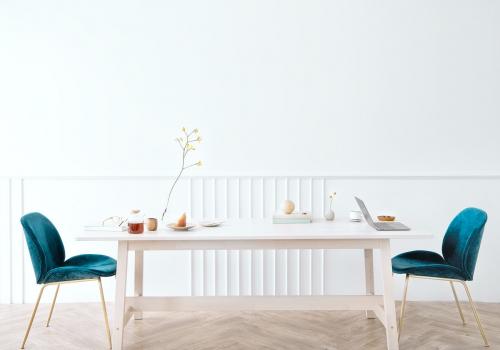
[{"left": 354, "top": 197, "right": 375, "bottom": 227}]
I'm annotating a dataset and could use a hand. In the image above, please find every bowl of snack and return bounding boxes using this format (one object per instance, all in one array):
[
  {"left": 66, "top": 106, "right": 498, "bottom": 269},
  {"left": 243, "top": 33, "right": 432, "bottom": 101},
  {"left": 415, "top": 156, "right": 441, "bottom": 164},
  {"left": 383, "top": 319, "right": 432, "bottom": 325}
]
[{"left": 377, "top": 215, "right": 396, "bottom": 222}]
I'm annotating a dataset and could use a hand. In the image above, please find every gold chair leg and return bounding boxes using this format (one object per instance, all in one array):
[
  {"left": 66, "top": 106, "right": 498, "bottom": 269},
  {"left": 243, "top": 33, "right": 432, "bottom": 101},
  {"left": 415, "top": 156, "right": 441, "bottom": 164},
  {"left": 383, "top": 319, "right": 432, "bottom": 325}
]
[
  {"left": 461, "top": 282, "right": 489, "bottom": 347},
  {"left": 46, "top": 284, "right": 60, "bottom": 327},
  {"left": 450, "top": 281, "right": 466, "bottom": 325},
  {"left": 98, "top": 277, "right": 112, "bottom": 349},
  {"left": 20, "top": 285, "right": 47, "bottom": 349},
  {"left": 398, "top": 274, "right": 410, "bottom": 341}
]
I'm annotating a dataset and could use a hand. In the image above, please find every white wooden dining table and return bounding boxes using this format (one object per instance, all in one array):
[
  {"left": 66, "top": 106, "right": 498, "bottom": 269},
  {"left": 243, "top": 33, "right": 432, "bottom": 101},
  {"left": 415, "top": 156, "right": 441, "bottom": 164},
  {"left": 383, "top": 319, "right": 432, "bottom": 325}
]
[{"left": 77, "top": 220, "right": 431, "bottom": 350}]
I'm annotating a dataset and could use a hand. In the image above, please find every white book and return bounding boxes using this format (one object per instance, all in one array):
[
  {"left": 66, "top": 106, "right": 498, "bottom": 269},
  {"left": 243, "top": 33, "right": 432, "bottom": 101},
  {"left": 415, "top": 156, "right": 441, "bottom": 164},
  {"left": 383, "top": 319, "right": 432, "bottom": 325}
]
[
  {"left": 272, "top": 212, "right": 312, "bottom": 220},
  {"left": 84, "top": 225, "right": 127, "bottom": 232},
  {"left": 273, "top": 219, "right": 311, "bottom": 224}
]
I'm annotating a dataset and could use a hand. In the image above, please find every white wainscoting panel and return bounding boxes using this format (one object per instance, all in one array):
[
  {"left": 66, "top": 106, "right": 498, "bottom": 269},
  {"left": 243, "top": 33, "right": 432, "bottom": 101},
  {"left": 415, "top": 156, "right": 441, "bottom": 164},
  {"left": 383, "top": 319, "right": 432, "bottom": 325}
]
[
  {"left": 1, "top": 175, "right": 500, "bottom": 304},
  {"left": 0, "top": 178, "right": 11, "bottom": 303}
]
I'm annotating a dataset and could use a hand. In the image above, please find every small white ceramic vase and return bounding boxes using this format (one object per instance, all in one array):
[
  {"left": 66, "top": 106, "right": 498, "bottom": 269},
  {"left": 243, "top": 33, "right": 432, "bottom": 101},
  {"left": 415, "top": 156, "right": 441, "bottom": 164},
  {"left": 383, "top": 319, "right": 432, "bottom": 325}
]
[{"left": 324, "top": 202, "right": 335, "bottom": 221}]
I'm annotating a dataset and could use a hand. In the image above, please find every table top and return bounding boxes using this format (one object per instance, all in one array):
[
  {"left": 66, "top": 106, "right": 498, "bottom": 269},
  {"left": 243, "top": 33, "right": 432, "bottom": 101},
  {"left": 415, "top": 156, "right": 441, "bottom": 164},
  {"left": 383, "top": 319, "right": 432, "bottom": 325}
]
[{"left": 76, "top": 219, "right": 432, "bottom": 241}]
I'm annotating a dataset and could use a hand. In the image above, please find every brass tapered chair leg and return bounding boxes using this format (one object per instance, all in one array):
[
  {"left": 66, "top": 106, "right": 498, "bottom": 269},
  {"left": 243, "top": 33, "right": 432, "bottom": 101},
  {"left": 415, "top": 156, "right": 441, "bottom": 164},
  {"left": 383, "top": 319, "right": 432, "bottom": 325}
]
[
  {"left": 46, "top": 284, "right": 60, "bottom": 327},
  {"left": 449, "top": 281, "right": 466, "bottom": 325},
  {"left": 398, "top": 274, "right": 410, "bottom": 341},
  {"left": 461, "top": 282, "right": 489, "bottom": 347},
  {"left": 20, "top": 285, "right": 47, "bottom": 349},
  {"left": 97, "top": 278, "right": 112, "bottom": 349}
]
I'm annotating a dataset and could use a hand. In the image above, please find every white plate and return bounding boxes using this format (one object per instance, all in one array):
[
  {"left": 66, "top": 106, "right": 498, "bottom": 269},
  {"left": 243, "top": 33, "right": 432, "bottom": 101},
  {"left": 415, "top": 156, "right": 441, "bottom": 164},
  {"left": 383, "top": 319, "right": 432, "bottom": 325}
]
[
  {"left": 167, "top": 223, "right": 196, "bottom": 231},
  {"left": 199, "top": 220, "right": 225, "bottom": 227}
]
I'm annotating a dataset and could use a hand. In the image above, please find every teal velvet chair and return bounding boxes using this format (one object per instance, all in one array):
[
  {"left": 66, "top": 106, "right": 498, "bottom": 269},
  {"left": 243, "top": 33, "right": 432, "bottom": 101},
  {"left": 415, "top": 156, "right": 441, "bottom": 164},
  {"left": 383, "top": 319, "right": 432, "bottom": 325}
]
[
  {"left": 20, "top": 212, "right": 116, "bottom": 349},
  {"left": 392, "top": 207, "right": 489, "bottom": 346}
]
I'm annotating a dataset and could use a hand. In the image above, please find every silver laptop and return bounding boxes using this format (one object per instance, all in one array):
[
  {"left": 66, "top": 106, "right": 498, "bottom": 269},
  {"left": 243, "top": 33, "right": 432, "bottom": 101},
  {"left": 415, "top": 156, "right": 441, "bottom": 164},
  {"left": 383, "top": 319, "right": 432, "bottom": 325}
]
[{"left": 354, "top": 197, "right": 410, "bottom": 231}]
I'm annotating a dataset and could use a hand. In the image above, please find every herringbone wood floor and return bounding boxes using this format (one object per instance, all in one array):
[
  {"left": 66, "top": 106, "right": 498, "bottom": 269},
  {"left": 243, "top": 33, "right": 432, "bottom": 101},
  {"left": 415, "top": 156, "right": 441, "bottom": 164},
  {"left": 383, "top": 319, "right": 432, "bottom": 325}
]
[{"left": 1, "top": 302, "right": 499, "bottom": 350}]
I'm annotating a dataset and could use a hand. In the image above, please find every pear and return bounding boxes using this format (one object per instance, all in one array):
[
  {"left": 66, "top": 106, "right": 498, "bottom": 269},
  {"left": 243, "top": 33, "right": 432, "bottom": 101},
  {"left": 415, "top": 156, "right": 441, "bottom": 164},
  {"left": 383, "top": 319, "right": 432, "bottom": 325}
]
[{"left": 177, "top": 213, "right": 187, "bottom": 227}]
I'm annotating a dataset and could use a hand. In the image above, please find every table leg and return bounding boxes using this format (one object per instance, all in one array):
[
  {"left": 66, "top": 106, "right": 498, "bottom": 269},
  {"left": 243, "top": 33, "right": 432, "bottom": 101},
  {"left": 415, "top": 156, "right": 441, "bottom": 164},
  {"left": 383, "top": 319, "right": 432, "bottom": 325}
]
[
  {"left": 364, "top": 249, "right": 376, "bottom": 319},
  {"left": 134, "top": 250, "right": 144, "bottom": 320},
  {"left": 380, "top": 240, "right": 399, "bottom": 350},
  {"left": 113, "top": 241, "right": 129, "bottom": 350}
]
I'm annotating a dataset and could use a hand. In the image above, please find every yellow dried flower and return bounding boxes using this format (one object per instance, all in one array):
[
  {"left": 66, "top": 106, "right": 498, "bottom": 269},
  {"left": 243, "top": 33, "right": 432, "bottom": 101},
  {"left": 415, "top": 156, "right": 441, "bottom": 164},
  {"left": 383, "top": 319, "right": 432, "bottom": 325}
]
[{"left": 163, "top": 126, "right": 203, "bottom": 221}]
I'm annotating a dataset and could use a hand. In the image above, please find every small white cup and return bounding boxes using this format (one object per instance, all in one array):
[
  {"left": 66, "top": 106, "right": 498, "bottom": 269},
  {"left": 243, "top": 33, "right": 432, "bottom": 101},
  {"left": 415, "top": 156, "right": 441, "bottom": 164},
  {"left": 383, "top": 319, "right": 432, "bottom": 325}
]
[{"left": 349, "top": 210, "right": 362, "bottom": 221}]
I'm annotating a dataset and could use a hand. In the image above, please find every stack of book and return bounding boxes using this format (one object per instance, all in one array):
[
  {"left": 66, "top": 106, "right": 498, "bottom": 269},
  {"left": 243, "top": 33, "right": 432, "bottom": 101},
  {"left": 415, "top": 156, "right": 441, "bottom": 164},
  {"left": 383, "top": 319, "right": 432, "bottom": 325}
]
[{"left": 272, "top": 212, "right": 312, "bottom": 224}]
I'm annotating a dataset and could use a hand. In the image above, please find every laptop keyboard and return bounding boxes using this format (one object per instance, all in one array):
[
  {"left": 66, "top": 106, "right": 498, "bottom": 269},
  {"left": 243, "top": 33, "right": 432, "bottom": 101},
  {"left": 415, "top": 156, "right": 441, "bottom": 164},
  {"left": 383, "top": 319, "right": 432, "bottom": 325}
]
[{"left": 374, "top": 222, "right": 409, "bottom": 230}]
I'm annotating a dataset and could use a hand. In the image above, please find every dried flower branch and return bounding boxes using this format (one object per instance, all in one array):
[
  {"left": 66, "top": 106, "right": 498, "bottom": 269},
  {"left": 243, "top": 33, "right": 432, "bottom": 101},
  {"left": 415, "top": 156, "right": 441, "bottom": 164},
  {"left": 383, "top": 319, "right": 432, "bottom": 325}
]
[
  {"left": 328, "top": 192, "right": 336, "bottom": 210},
  {"left": 161, "top": 127, "right": 202, "bottom": 221}
]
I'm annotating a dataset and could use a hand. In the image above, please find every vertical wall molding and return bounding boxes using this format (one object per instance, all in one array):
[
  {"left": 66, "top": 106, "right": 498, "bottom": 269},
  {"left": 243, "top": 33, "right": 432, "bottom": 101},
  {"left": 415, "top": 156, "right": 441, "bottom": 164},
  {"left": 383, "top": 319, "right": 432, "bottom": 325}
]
[
  {"left": 8, "top": 178, "right": 25, "bottom": 303},
  {"left": 8, "top": 178, "right": 13, "bottom": 304},
  {"left": 21, "top": 178, "right": 25, "bottom": 303}
]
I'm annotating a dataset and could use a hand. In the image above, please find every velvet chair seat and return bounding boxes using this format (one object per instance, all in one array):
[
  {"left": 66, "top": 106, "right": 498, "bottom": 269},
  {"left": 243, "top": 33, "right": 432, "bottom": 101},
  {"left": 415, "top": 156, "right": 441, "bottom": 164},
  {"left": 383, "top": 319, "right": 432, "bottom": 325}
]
[
  {"left": 20, "top": 213, "right": 116, "bottom": 350},
  {"left": 392, "top": 208, "right": 487, "bottom": 281},
  {"left": 392, "top": 208, "right": 489, "bottom": 346},
  {"left": 21, "top": 212, "right": 117, "bottom": 284},
  {"left": 392, "top": 250, "right": 466, "bottom": 280},
  {"left": 42, "top": 254, "right": 117, "bottom": 284}
]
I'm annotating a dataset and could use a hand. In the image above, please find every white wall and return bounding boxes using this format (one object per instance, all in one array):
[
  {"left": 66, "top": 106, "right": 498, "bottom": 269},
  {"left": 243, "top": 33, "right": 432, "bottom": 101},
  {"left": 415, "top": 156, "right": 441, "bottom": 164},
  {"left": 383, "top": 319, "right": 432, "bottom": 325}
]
[
  {"left": 1, "top": 0, "right": 500, "bottom": 176},
  {"left": 1, "top": 1, "right": 500, "bottom": 303}
]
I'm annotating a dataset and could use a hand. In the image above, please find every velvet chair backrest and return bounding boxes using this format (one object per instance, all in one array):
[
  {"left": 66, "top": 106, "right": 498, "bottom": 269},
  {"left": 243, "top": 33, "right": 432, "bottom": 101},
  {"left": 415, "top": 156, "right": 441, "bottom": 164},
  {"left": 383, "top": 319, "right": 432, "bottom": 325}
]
[
  {"left": 442, "top": 208, "right": 487, "bottom": 281},
  {"left": 21, "top": 212, "right": 66, "bottom": 284}
]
